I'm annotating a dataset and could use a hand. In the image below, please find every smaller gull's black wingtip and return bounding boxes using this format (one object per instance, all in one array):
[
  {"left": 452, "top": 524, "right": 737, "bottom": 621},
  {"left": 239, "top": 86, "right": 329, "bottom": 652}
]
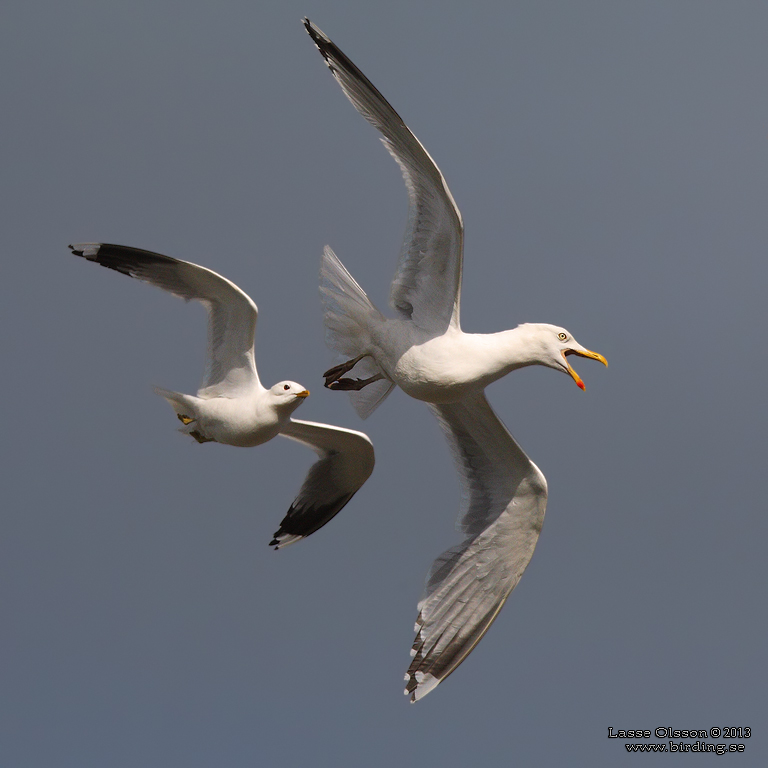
[
  {"left": 68, "top": 243, "right": 102, "bottom": 260},
  {"left": 269, "top": 533, "right": 304, "bottom": 550}
]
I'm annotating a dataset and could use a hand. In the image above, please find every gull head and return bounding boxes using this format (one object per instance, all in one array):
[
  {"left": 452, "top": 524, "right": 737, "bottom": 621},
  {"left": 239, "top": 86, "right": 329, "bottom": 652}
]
[
  {"left": 523, "top": 323, "right": 608, "bottom": 390},
  {"left": 269, "top": 381, "right": 311, "bottom": 411}
]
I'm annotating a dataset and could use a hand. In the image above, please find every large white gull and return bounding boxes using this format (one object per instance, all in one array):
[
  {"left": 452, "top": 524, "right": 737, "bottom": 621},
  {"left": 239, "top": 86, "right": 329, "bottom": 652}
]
[
  {"left": 304, "top": 20, "right": 607, "bottom": 701},
  {"left": 69, "top": 243, "right": 374, "bottom": 549}
]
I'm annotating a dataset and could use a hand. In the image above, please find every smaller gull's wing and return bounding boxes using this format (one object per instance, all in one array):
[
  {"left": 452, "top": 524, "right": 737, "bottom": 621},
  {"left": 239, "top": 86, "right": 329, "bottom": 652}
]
[
  {"left": 405, "top": 392, "right": 548, "bottom": 702},
  {"left": 304, "top": 19, "right": 464, "bottom": 335},
  {"left": 69, "top": 243, "right": 260, "bottom": 396},
  {"left": 270, "top": 418, "right": 375, "bottom": 548}
]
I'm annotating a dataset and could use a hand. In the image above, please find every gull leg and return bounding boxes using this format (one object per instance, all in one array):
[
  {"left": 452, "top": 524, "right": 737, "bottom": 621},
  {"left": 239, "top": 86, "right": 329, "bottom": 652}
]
[
  {"left": 174, "top": 412, "right": 213, "bottom": 443},
  {"left": 327, "top": 373, "right": 384, "bottom": 391},
  {"left": 322, "top": 354, "right": 368, "bottom": 387}
]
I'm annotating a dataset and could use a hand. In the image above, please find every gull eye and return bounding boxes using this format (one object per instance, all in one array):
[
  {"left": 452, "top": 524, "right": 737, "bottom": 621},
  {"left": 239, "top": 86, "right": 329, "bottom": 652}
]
[
  {"left": 283, "top": 384, "right": 290, "bottom": 391},
  {"left": 557, "top": 332, "right": 568, "bottom": 341}
]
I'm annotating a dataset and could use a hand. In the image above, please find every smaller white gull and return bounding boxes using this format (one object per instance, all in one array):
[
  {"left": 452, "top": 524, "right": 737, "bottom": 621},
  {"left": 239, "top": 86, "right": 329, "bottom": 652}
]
[
  {"left": 305, "top": 20, "right": 607, "bottom": 701},
  {"left": 69, "top": 243, "right": 374, "bottom": 549}
]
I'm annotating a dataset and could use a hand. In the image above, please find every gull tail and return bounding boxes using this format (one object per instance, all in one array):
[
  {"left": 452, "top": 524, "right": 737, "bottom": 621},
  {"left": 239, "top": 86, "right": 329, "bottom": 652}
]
[
  {"left": 153, "top": 386, "right": 210, "bottom": 441},
  {"left": 319, "top": 246, "right": 394, "bottom": 419}
]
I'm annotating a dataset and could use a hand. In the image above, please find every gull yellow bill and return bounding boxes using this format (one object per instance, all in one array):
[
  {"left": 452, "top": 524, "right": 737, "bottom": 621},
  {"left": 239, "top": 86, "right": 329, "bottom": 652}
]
[{"left": 563, "top": 349, "right": 608, "bottom": 390}]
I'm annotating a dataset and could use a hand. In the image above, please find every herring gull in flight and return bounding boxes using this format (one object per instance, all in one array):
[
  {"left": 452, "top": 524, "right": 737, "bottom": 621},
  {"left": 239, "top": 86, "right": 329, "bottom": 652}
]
[{"left": 304, "top": 19, "right": 607, "bottom": 701}]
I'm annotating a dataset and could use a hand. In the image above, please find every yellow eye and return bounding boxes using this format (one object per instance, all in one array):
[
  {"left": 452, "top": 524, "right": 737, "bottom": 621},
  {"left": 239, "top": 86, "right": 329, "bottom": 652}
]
[{"left": 557, "top": 332, "right": 568, "bottom": 341}]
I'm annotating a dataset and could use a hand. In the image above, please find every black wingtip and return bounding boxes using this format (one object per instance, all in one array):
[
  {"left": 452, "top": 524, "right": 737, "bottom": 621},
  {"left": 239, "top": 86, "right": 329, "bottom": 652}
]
[
  {"left": 270, "top": 532, "right": 304, "bottom": 550},
  {"left": 68, "top": 243, "right": 103, "bottom": 261},
  {"left": 303, "top": 18, "right": 333, "bottom": 61},
  {"left": 67, "top": 243, "right": 104, "bottom": 261}
]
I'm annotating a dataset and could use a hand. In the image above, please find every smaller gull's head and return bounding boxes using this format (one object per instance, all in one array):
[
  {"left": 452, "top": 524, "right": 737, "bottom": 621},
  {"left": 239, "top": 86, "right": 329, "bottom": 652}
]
[
  {"left": 523, "top": 323, "right": 608, "bottom": 390},
  {"left": 269, "top": 381, "right": 310, "bottom": 411}
]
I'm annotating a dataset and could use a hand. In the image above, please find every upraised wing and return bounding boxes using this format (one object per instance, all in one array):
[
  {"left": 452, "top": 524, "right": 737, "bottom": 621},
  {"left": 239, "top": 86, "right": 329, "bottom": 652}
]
[
  {"left": 270, "top": 418, "right": 375, "bottom": 548},
  {"left": 405, "top": 392, "right": 548, "bottom": 702},
  {"left": 305, "top": 19, "right": 464, "bottom": 335},
  {"left": 69, "top": 243, "right": 260, "bottom": 396}
]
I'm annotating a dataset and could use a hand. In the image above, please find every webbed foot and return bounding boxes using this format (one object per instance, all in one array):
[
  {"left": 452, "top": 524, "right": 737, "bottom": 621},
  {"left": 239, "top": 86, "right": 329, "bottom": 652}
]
[
  {"left": 326, "top": 373, "right": 384, "bottom": 391},
  {"left": 322, "top": 354, "right": 368, "bottom": 387}
]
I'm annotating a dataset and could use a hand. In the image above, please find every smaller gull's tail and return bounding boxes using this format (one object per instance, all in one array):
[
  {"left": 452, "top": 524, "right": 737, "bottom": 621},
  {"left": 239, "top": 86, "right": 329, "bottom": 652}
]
[{"left": 153, "top": 386, "right": 208, "bottom": 440}]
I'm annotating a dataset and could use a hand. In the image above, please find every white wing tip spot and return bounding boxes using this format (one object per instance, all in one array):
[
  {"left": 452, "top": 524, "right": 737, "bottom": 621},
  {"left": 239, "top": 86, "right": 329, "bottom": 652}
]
[
  {"left": 404, "top": 672, "right": 440, "bottom": 702},
  {"left": 69, "top": 243, "right": 101, "bottom": 259}
]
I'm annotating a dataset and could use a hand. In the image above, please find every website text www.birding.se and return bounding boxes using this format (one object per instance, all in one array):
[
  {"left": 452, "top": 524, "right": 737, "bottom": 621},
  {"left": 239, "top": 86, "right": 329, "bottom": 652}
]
[{"left": 608, "top": 727, "right": 749, "bottom": 755}]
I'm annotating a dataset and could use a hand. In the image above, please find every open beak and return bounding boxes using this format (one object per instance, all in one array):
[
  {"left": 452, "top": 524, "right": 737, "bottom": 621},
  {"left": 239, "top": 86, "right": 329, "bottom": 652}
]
[
  {"left": 296, "top": 389, "right": 310, "bottom": 398},
  {"left": 563, "top": 349, "right": 608, "bottom": 391}
]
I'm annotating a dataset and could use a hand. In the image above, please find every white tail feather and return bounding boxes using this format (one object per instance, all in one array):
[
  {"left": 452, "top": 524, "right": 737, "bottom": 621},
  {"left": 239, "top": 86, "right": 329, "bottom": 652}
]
[
  {"left": 319, "top": 246, "right": 395, "bottom": 419},
  {"left": 153, "top": 386, "right": 201, "bottom": 436}
]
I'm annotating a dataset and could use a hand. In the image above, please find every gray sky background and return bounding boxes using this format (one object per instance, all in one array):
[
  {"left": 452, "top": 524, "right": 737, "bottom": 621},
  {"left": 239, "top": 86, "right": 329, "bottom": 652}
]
[{"left": 2, "top": 1, "right": 767, "bottom": 765}]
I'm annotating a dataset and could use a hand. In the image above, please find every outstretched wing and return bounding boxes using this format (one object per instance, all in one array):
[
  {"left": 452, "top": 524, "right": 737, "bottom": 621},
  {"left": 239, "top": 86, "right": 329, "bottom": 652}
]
[
  {"left": 405, "top": 392, "right": 548, "bottom": 702},
  {"left": 270, "top": 418, "right": 375, "bottom": 548},
  {"left": 305, "top": 19, "right": 464, "bottom": 335},
  {"left": 69, "top": 243, "right": 260, "bottom": 396}
]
